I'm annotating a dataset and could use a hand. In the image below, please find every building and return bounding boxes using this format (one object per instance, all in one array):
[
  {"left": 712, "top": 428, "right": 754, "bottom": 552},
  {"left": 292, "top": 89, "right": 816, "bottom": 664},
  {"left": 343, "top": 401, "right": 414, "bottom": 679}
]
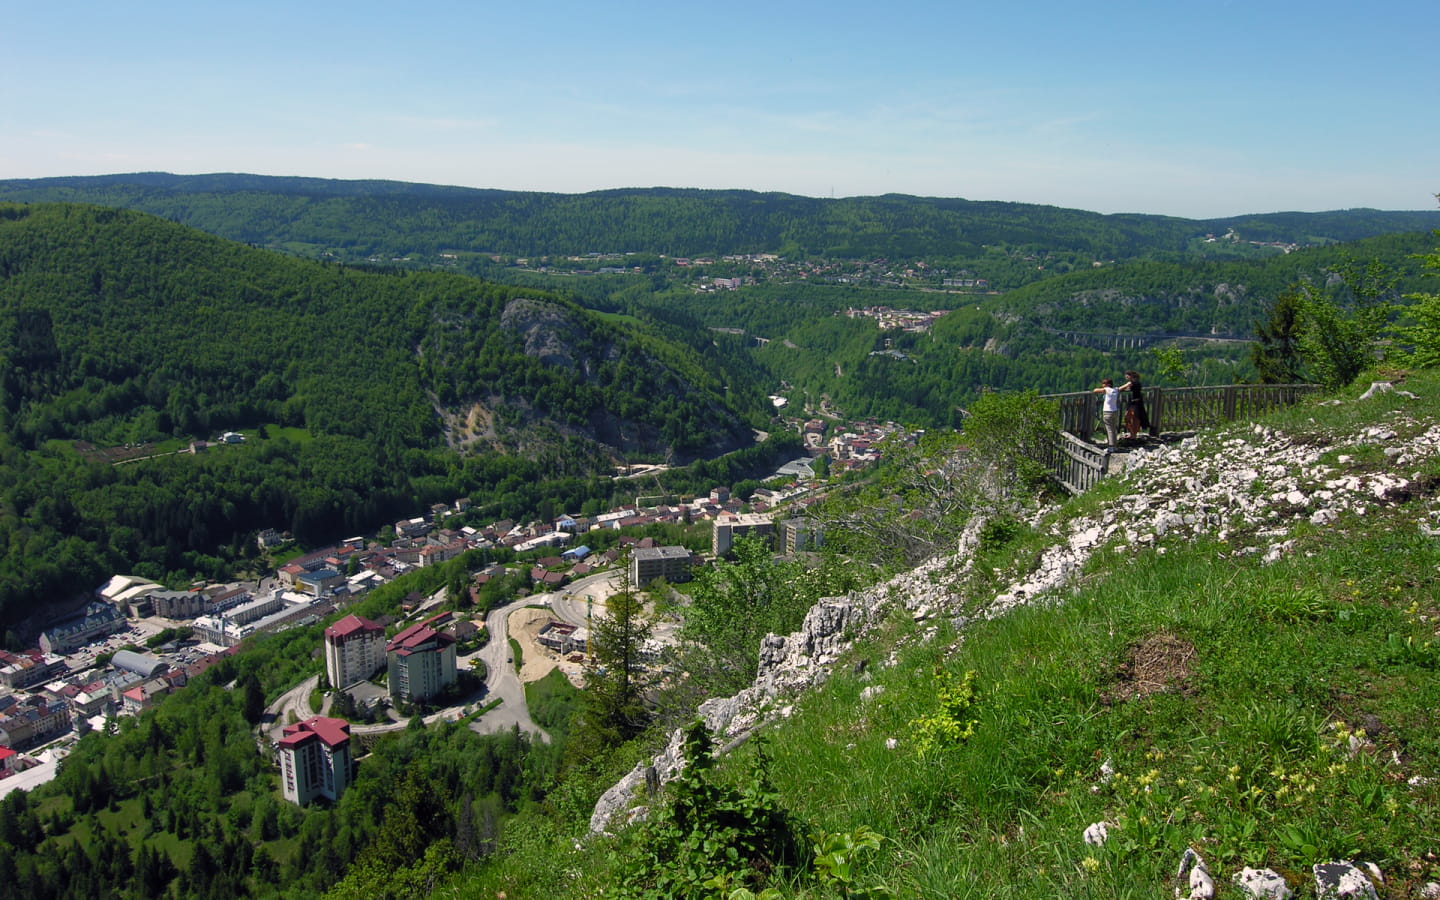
[
  {"left": 110, "top": 650, "right": 169, "bottom": 679},
  {"left": 385, "top": 614, "right": 457, "bottom": 705},
  {"left": 711, "top": 513, "right": 775, "bottom": 556},
  {"left": 536, "top": 621, "right": 588, "bottom": 655},
  {"left": 296, "top": 568, "right": 345, "bottom": 597},
  {"left": 630, "top": 546, "right": 695, "bottom": 586},
  {"left": 39, "top": 601, "right": 126, "bottom": 654},
  {"left": 779, "top": 518, "right": 825, "bottom": 554},
  {"left": 0, "top": 695, "right": 72, "bottom": 749},
  {"left": 193, "top": 593, "right": 330, "bottom": 647},
  {"left": 323, "top": 614, "right": 386, "bottom": 689},
  {"left": 277, "top": 716, "right": 353, "bottom": 806},
  {"left": 0, "top": 650, "right": 67, "bottom": 690},
  {"left": 148, "top": 589, "right": 211, "bottom": 619},
  {"left": 120, "top": 679, "right": 171, "bottom": 714}
]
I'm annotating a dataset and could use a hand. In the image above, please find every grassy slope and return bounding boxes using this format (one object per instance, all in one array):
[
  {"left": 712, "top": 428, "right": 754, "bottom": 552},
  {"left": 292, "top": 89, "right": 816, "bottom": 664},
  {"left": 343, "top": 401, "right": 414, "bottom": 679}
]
[{"left": 462, "top": 369, "right": 1440, "bottom": 898}]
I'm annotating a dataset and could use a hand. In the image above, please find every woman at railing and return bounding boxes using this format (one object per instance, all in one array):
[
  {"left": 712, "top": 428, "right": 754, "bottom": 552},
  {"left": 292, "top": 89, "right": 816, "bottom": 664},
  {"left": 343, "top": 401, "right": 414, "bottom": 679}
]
[{"left": 1120, "top": 370, "right": 1150, "bottom": 439}]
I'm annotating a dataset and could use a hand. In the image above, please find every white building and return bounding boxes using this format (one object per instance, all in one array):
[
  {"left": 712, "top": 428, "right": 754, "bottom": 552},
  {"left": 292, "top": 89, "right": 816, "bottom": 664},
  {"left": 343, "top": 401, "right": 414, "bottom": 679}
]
[
  {"left": 711, "top": 513, "right": 775, "bottom": 556},
  {"left": 386, "top": 614, "right": 457, "bottom": 705},
  {"left": 323, "top": 614, "right": 386, "bottom": 689},
  {"left": 277, "top": 716, "right": 352, "bottom": 806}
]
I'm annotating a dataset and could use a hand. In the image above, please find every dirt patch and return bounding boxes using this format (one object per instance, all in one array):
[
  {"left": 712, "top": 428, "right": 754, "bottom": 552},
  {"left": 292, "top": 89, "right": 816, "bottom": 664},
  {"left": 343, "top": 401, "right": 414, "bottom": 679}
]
[
  {"left": 1100, "top": 630, "right": 1196, "bottom": 705},
  {"left": 509, "top": 607, "right": 585, "bottom": 687}
]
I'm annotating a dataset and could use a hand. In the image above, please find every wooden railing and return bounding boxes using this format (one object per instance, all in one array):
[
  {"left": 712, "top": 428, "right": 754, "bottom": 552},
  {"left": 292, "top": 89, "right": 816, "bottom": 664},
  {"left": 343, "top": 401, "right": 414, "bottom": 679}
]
[{"left": 1040, "top": 384, "right": 1322, "bottom": 493}]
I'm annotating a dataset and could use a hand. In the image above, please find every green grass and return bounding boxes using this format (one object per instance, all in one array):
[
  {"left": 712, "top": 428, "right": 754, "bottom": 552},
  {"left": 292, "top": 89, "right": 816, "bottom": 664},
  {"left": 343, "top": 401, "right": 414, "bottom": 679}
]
[
  {"left": 525, "top": 667, "right": 583, "bottom": 737},
  {"left": 447, "top": 367, "right": 1440, "bottom": 898}
]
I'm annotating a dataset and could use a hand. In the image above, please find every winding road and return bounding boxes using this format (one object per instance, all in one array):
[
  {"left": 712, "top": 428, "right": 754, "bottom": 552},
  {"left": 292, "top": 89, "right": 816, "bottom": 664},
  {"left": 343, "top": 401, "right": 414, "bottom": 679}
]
[{"left": 465, "top": 595, "right": 551, "bottom": 741}]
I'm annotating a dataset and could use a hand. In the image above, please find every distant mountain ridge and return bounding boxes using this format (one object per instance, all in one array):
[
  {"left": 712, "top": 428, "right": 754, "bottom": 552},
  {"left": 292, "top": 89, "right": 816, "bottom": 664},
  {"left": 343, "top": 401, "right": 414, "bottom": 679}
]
[{"left": 2, "top": 173, "right": 1436, "bottom": 268}]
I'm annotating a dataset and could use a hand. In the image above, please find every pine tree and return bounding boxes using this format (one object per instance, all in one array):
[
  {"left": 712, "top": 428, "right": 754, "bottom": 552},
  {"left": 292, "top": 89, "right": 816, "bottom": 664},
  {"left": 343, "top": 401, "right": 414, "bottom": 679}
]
[{"left": 574, "top": 555, "right": 653, "bottom": 753}]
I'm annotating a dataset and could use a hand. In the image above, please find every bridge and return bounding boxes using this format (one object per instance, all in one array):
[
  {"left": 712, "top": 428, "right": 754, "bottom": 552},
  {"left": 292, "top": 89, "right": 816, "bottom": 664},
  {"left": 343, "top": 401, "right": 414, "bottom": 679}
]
[{"left": 1040, "top": 384, "right": 1322, "bottom": 494}]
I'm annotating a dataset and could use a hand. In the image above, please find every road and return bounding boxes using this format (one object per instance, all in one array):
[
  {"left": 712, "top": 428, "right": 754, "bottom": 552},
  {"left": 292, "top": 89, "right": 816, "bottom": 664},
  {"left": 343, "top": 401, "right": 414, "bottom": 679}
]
[
  {"left": 547, "top": 569, "right": 621, "bottom": 628},
  {"left": 465, "top": 595, "right": 553, "bottom": 741},
  {"left": 259, "top": 673, "right": 326, "bottom": 745}
]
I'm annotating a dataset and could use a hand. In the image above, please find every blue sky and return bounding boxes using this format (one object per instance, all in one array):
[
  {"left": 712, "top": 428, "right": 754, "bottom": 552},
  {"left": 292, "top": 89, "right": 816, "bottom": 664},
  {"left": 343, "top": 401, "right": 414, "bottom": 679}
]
[{"left": 4, "top": 0, "right": 1436, "bottom": 218}]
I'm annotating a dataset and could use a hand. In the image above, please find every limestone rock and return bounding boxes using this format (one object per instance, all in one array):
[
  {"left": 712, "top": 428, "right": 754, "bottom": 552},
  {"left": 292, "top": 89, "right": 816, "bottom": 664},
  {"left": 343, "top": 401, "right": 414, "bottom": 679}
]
[
  {"left": 1233, "top": 867, "right": 1293, "bottom": 899},
  {"left": 1312, "top": 860, "right": 1379, "bottom": 899},
  {"left": 1176, "top": 848, "right": 1214, "bottom": 899}
]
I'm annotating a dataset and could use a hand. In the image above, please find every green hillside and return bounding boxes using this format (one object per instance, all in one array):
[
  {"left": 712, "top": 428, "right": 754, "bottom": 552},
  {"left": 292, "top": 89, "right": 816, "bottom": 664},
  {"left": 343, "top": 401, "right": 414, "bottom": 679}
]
[
  {"left": 634, "top": 230, "right": 1437, "bottom": 427},
  {"left": 0, "top": 203, "right": 764, "bottom": 628},
  {"left": 1, "top": 173, "right": 1436, "bottom": 279},
  {"left": 458, "top": 369, "right": 1440, "bottom": 899}
]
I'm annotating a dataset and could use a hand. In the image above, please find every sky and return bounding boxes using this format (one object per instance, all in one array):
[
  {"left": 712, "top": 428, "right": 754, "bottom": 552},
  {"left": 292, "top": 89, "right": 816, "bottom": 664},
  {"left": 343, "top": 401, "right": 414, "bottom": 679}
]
[{"left": 3, "top": 1, "right": 1437, "bottom": 219}]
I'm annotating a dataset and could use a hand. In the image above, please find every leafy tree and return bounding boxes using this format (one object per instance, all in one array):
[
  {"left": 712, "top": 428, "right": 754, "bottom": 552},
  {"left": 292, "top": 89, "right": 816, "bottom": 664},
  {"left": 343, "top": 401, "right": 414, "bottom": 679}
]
[
  {"left": 1150, "top": 346, "right": 1188, "bottom": 384},
  {"left": 1398, "top": 234, "right": 1440, "bottom": 367},
  {"left": 1291, "top": 259, "right": 1398, "bottom": 389},
  {"left": 618, "top": 722, "right": 806, "bottom": 898},
  {"left": 960, "top": 389, "right": 1059, "bottom": 497},
  {"left": 674, "top": 536, "right": 821, "bottom": 701}
]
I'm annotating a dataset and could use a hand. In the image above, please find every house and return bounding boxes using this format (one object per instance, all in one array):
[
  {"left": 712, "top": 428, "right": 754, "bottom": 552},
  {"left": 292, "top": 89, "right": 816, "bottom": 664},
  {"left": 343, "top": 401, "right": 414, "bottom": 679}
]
[
  {"left": 277, "top": 716, "right": 353, "bottom": 806},
  {"left": 529, "top": 568, "right": 566, "bottom": 589},
  {"left": 323, "top": 614, "right": 386, "bottom": 688},
  {"left": 120, "top": 679, "right": 170, "bottom": 714},
  {"left": 448, "top": 619, "right": 480, "bottom": 643},
  {"left": 385, "top": 614, "right": 457, "bottom": 704}
]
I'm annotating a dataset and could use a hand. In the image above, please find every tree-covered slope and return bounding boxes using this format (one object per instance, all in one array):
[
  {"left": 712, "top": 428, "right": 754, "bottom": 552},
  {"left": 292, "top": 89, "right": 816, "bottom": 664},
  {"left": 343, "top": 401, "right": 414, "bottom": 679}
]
[
  {"left": 0, "top": 202, "right": 757, "bottom": 459},
  {"left": 1, "top": 173, "right": 1435, "bottom": 270}
]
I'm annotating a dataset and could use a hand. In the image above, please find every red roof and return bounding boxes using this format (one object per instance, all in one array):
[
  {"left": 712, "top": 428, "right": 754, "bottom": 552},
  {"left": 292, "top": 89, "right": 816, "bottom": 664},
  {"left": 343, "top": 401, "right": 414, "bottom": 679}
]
[
  {"left": 324, "top": 613, "right": 383, "bottom": 640},
  {"left": 278, "top": 715, "right": 351, "bottom": 749},
  {"left": 386, "top": 613, "right": 456, "bottom": 653}
]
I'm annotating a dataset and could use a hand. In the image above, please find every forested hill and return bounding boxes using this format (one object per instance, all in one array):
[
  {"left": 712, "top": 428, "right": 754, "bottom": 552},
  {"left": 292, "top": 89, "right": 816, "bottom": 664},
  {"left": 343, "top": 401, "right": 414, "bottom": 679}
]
[
  {"left": 0, "top": 203, "right": 763, "bottom": 629},
  {"left": 1, "top": 173, "right": 1436, "bottom": 273},
  {"left": 0, "top": 202, "right": 757, "bottom": 460}
]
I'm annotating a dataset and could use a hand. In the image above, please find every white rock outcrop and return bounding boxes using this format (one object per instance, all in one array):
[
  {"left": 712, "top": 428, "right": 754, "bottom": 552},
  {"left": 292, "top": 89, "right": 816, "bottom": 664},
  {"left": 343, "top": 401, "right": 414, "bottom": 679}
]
[{"left": 590, "top": 400, "right": 1440, "bottom": 834}]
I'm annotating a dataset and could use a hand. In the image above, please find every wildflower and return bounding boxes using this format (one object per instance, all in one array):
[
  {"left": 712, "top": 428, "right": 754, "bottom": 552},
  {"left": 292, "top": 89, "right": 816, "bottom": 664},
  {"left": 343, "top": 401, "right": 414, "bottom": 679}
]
[{"left": 1081, "top": 856, "right": 1101, "bottom": 873}]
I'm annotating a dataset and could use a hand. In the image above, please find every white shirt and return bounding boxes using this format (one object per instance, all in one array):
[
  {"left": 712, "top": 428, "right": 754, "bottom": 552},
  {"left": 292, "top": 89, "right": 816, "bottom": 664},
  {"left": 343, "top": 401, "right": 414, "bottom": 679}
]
[{"left": 1100, "top": 386, "right": 1119, "bottom": 413}]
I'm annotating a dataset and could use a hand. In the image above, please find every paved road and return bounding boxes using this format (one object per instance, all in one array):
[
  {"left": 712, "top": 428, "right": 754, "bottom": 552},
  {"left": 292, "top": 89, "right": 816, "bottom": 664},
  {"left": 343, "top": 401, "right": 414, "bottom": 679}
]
[
  {"left": 259, "top": 673, "right": 324, "bottom": 745},
  {"left": 547, "top": 570, "right": 621, "bottom": 628},
  {"left": 466, "top": 595, "right": 553, "bottom": 741}
]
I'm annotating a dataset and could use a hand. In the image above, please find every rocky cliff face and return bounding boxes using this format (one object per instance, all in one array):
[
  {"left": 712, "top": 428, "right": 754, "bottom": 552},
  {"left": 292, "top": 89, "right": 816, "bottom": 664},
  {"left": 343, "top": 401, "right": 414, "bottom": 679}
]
[{"left": 590, "top": 384, "right": 1440, "bottom": 834}]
